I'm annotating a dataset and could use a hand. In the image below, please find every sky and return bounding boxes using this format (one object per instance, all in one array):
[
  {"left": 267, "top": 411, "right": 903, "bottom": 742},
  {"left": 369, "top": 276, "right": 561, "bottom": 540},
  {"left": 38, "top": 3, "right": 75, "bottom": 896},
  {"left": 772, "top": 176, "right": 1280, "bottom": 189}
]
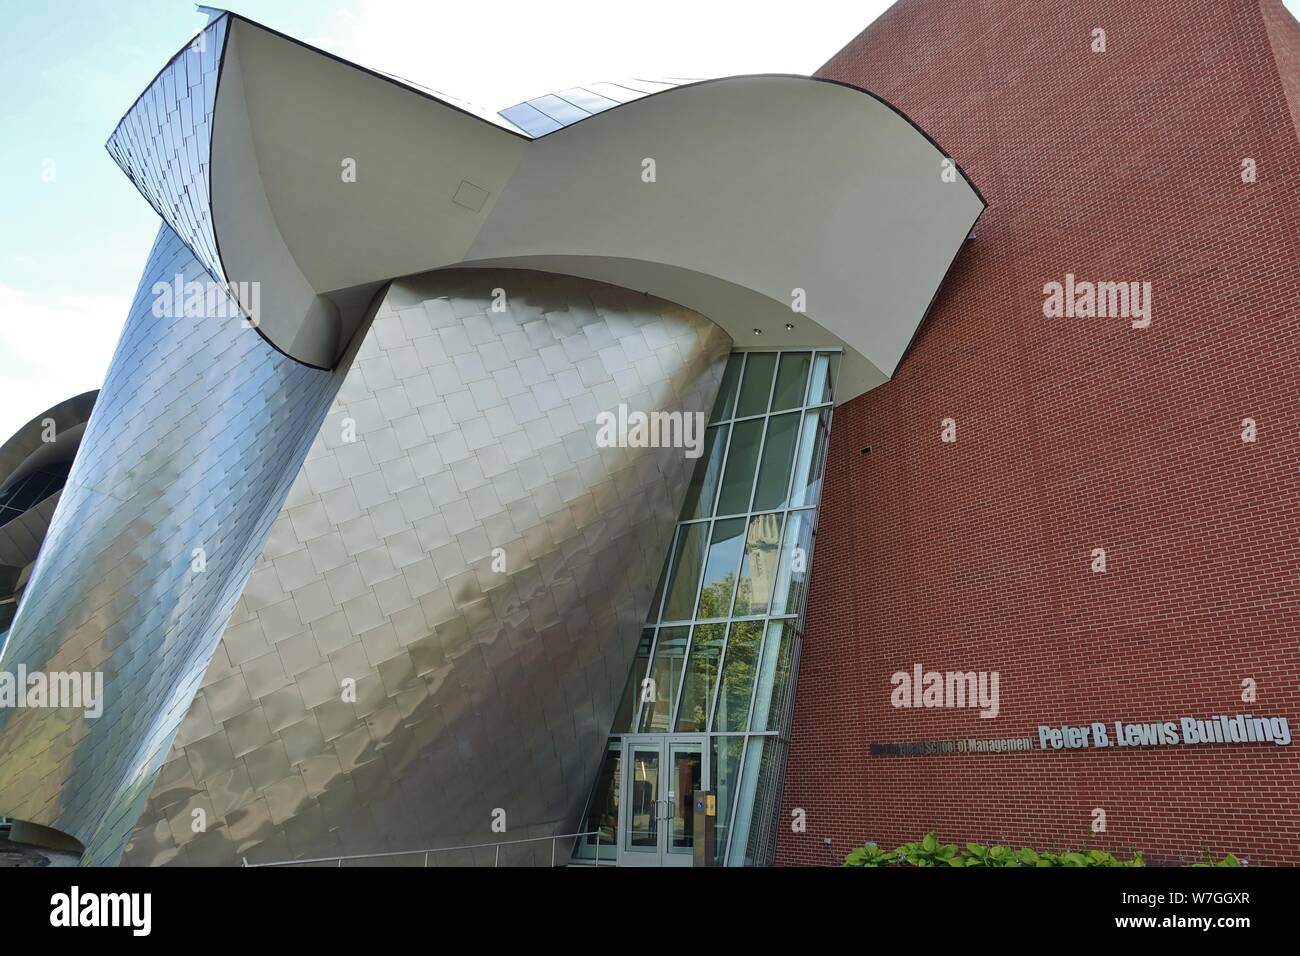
[{"left": 2, "top": 0, "right": 1298, "bottom": 442}]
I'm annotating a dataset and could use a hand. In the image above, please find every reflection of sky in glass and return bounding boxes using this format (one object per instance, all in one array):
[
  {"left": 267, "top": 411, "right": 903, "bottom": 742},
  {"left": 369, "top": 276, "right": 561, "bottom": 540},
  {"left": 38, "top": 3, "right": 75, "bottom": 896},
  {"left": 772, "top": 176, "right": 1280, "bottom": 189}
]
[
  {"left": 716, "top": 418, "right": 763, "bottom": 516},
  {"left": 662, "top": 523, "right": 706, "bottom": 621},
  {"left": 697, "top": 518, "right": 745, "bottom": 619}
]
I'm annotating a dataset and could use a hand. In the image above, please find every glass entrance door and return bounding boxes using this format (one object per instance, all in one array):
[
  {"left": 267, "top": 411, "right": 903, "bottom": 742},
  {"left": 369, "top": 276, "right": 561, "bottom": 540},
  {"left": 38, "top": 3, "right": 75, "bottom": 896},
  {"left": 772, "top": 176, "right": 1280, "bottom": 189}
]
[{"left": 618, "top": 736, "right": 705, "bottom": 866}]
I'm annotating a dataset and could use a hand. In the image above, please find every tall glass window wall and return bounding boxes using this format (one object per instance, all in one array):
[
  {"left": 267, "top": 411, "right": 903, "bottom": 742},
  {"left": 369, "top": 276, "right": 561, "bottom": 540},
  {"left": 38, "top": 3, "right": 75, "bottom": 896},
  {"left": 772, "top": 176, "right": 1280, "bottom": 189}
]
[{"left": 574, "top": 349, "right": 836, "bottom": 865}]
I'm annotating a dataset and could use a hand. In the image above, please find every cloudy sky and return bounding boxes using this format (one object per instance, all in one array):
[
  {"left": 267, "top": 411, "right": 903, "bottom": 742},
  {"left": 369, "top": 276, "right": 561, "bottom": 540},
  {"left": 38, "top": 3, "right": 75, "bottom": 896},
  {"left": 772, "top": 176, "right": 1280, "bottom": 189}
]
[{"left": 1, "top": 0, "right": 1296, "bottom": 442}]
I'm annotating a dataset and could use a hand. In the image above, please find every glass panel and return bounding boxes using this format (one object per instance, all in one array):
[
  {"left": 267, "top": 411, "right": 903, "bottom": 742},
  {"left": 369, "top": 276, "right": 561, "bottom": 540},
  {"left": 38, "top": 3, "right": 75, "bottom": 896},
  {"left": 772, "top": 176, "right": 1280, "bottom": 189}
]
[
  {"left": 637, "top": 626, "right": 689, "bottom": 732},
  {"left": 612, "top": 630, "right": 654, "bottom": 731},
  {"left": 709, "top": 353, "right": 743, "bottom": 423},
  {"left": 646, "top": 539, "right": 673, "bottom": 624},
  {"left": 750, "top": 412, "right": 800, "bottom": 511},
  {"left": 711, "top": 620, "right": 763, "bottom": 732},
  {"left": 789, "top": 408, "right": 830, "bottom": 508},
  {"left": 750, "top": 619, "right": 796, "bottom": 732},
  {"left": 732, "top": 513, "right": 784, "bottom": 617},
  {"left": 695, "top": 518, "right": 745, "bottom": 619},
  {"left": 583, "top": 346, "right": 836, "bottom": 864},
  {"left": 675, "top": 623, "right": 725, "bottom": 731},
  {"left": 668, "top": 746, "right": 702, "bottom": 852},
  {"left": 6, "top": 473, "right": 48, "bottom": 512},
  {"left": 661, "top": 524, "right": 707, "bottom": 621},
  {"left": 771, "top": 351, "right": 811, "bottom": 411},
  {"left": 680, "top": 424, "right": 728, "bottom": 520},
  {"left": 626, "top": 747, "right": 660, "bottom": 850},
  {"left": 735, "top": 352, "right": 777, "bottom": 418},
  {"left": 711, "top": 736, "right": 745, "bottom": 866},
  {"left": 574, "top": 747, "right": 621, "bottom": 859},
  {"left": 771, "top": 509, "right": 813, "bottom": 616},
  {"left": 808, "top": 352, "right": 834, "bottom": 405},
  {"left": 714, "top": 418, "right": 763, "bottom": 516},
  {"left": 741, "top": 738, "right": 786, "bottom": 866},
  {"left": 727, "top": 736, "right": 765, "bottom": 866}
]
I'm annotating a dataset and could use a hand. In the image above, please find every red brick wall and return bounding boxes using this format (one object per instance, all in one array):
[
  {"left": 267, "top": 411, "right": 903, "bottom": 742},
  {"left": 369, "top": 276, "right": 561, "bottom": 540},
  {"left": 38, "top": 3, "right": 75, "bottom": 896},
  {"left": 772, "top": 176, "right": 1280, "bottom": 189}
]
[{"left": 778, "top": 0, "right": 1300, "bottom": 866}]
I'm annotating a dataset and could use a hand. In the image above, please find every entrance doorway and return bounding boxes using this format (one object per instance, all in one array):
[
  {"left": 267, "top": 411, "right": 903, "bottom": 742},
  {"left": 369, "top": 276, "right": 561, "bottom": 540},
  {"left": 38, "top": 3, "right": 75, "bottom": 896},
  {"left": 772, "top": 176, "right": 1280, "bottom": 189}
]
[{"left": 618, "top": 735, "right": 706, "bottom": 866}]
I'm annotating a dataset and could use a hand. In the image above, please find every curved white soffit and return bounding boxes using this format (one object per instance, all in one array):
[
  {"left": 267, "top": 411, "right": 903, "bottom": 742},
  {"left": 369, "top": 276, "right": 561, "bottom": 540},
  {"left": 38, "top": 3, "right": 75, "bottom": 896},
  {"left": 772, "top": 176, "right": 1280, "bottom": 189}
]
[{"left": 205, "top": 14, "right": 985, "bottom": 400}]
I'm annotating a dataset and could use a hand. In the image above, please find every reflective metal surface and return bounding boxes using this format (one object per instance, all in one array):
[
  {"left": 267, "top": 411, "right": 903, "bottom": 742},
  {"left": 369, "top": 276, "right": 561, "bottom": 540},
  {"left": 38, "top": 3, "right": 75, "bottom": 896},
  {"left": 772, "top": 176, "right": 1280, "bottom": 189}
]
[
  {"left": 0, "top": 225, "right": 347, "bottom": 864},
  {"left": 120, "top": 268, "right": 730, "bottom": 865},
  {"left": 498, "top": 79, "right": 690, "bottom": 136},
  {"left": 106, "top": 16, "right": 229, "bottom": 287}
]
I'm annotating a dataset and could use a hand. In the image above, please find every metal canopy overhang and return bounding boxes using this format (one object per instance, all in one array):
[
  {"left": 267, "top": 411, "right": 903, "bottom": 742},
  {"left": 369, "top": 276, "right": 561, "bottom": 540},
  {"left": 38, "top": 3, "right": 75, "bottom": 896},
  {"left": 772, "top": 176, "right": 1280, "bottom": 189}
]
[{"left": 112, "top": 12, "right": 985, "bottom": 403}]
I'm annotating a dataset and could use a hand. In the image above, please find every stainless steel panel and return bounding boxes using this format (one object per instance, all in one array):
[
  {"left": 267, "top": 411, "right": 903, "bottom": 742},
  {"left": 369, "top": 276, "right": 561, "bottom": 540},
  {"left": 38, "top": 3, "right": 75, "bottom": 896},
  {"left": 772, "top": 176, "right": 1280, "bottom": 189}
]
[
  {"left": 106, "top": 16, "right": 229, "bottom": 287},
  {"left": 497, "top": 79, "right": 687, "bottom": 135},
  {"left": 115, "top": 268, "right": 729, "bottom": 864},
  {"left": 0, "top": 224, "right": 347, "bottom": 864}
]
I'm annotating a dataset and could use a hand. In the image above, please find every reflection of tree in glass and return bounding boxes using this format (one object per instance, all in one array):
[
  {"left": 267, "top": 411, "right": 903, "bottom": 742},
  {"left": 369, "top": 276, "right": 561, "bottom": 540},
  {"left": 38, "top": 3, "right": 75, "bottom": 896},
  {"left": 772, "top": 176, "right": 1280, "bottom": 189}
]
[
  {"left": 679, "top": 663, "right": 716, "bottom": 730},
  {"left": 697, "top": 571, "right": 736, "bottom": 619},
  {"left": 734, "top": 575, "right": 752, "bottom": 613},
  {"left": 677, "top": 623, "right": 725, "bottom": 732},
  {"left": 715, "top": 621, "right": 763, "bottom": 731}
]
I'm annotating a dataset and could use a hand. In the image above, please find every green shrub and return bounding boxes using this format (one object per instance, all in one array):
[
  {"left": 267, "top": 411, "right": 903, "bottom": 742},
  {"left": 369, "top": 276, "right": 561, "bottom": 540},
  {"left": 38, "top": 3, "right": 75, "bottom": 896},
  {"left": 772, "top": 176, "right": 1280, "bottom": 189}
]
[
  {"left": 963, "top": 842, "right": 1019, "bottom": 866},
  {"left": 843, "top": 843, "right": 897, "bottom": 867},
  {"left": 894, "top": 832, "right": 964, "bottom": 866},
  {"left": 843, "top": 833, "right": 1166, "bottom": 867}
]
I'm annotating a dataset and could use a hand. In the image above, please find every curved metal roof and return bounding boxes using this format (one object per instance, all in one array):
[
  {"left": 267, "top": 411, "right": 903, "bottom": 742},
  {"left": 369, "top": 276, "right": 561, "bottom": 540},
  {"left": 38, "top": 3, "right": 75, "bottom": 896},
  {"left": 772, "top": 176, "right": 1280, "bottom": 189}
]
[
  {"left": 0, "top": 391, "right": 96, "bottom": 493},
  {"left": 107, "top": 11, "right": 985, "bottom": 401},
  {"left": 0, "top": 390, "right": 97, "bottom": 570}
]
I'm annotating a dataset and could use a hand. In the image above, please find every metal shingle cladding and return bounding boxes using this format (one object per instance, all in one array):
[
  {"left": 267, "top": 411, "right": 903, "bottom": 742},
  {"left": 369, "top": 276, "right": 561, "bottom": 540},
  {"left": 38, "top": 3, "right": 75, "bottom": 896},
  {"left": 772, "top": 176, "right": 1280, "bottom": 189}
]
[{"left": 497, "top": 79, "right": 694, "bottom": 136}]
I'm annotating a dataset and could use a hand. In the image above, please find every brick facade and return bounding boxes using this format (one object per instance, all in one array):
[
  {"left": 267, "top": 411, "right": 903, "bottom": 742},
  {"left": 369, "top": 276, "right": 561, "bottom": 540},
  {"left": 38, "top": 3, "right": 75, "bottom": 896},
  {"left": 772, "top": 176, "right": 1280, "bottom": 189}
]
[{"left": 778, "top": 0, "right": 1300, "bottom": 866}]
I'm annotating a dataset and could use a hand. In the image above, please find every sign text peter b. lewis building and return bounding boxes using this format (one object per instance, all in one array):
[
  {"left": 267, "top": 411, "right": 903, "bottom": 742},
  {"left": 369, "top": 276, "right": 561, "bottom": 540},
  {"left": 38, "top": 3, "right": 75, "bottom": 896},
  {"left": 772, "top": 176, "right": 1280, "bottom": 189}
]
[{"left": 869, "top": 714, "right": 1292, "bottom": 757}]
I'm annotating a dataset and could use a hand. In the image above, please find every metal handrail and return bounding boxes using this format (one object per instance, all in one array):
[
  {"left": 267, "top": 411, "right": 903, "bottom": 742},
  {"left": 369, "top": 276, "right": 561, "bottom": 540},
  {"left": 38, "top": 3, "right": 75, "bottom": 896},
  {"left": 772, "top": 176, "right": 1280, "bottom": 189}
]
[{"left": 242, "top": 830, "right": 617, "bottom": 868}]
